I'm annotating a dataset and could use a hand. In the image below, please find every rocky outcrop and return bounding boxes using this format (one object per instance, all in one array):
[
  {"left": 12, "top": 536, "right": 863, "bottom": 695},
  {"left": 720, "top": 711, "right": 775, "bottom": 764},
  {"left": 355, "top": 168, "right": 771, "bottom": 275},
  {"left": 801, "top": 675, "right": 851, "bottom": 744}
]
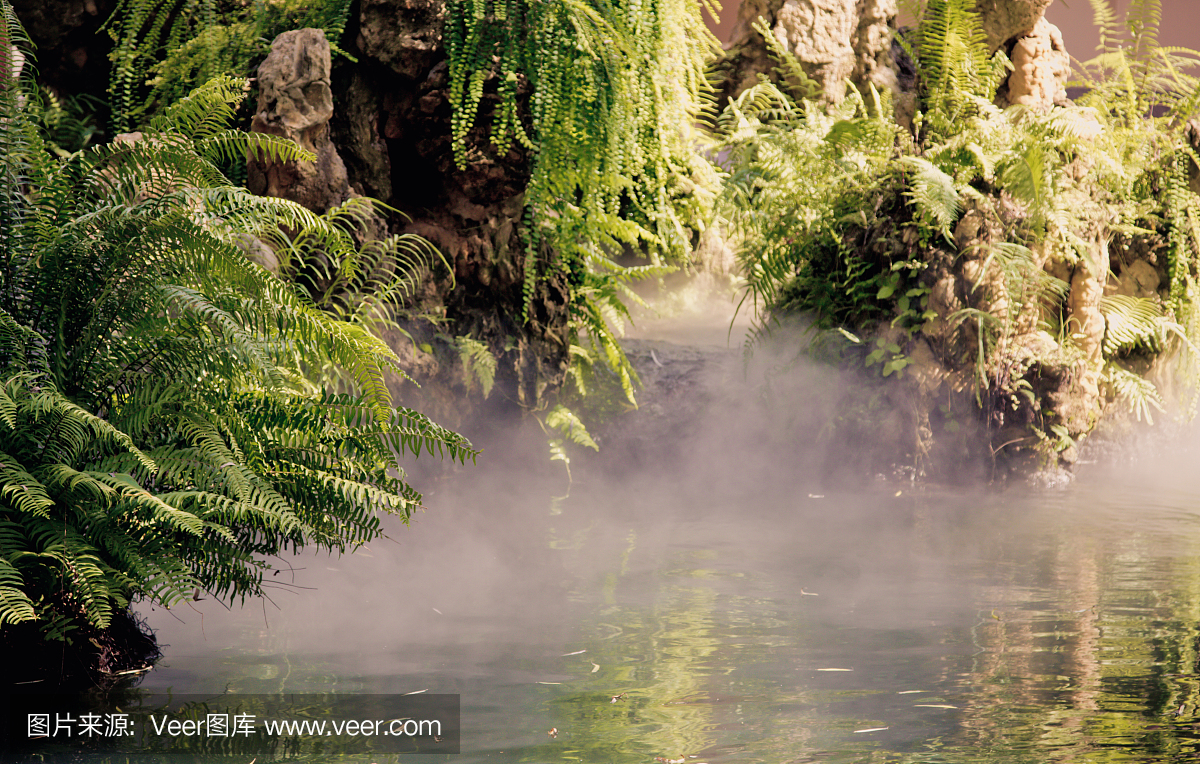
[
  {"left": 973, "top": 0, "right": 1054, "bottom": 53},
  {"left": 713, "top": 0, "right": 901, "bottom": 106},
  {"left": 247, "top": 29, "right": 351, "bottom": 213},
  {"left": 241, "top": 7, "right": 571, "bottom": 424},
  {"left": 711, "top": 0, "right": 1072, "bottom": 117},
  {"left": 1000, "top": 16, "right": 1071, "bottom": 110}
]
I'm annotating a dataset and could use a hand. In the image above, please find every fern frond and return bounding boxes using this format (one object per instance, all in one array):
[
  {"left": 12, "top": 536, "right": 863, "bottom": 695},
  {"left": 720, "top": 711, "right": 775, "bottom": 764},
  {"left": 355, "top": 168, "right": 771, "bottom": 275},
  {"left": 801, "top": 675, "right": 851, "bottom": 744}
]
[{"left": 901, "top": 157, "right": 961, "bottom": 234}]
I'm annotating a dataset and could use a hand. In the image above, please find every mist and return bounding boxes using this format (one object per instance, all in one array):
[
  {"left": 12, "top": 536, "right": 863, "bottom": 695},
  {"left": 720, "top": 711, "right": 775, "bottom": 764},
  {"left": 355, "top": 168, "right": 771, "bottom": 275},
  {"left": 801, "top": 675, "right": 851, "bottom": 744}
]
[{"left": 133, "top": 294, "right": 1200, "bottom": 761}]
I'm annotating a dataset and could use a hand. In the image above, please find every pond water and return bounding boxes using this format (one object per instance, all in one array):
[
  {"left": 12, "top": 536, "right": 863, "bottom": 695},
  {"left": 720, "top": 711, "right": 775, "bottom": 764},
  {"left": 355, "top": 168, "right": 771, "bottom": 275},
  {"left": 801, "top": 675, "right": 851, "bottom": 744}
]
[{"left": 134, "top": 333, "right": 1200, "bottom": 764}]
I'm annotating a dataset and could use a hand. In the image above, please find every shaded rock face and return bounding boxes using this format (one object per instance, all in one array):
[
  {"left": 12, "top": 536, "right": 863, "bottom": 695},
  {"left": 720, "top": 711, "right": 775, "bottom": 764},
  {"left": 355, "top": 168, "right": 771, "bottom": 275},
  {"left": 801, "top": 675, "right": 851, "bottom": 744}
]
[
  {"left": 715, "top": 0, "right": 900, "bottom": 106},
  {"left": 11, "top": 0, "right": 114, "bottom": 100},
  {"left": 247, "top": 11, "right": 570, "bottom": 423}
]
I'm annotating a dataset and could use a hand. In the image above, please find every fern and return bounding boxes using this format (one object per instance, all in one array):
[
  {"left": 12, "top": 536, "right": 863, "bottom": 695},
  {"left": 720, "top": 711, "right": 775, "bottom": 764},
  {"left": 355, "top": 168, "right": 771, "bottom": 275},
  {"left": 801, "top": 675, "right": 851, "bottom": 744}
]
[
  {"left": 444, "top": 0, "right": 720, "bottom": 407},
  {"left": 104, "top": 0, "right": 357, "bottom": 131},
  {"left": 0, "top": 28, "right": 476, "bottom": 647},
  {"left": 453, "top": 336, "right": 498, "bottom": 398},
  {"left": 909, "top": 0, "right": 1012, "bottom": 141},
  {"left": 901, "top": 157, "right": 961, "bottom": 236},
  {"left": 1104, "top": 362, "right": 1166, "bottom": 423}
]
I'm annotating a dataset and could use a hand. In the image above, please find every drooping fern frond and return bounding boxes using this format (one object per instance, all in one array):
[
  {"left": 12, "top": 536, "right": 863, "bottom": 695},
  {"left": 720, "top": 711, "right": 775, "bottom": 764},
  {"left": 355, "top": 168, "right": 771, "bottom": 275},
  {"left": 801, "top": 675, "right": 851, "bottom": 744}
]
[
  {"left": 443, "top": 0, "right": 721, "bottom": 401},
  {"left": 453, "top": 336, "right": 498, "bottom": 398},
  {"left": 1100, "top": 294, "right": 1167, "bottom": 355},
  {"left": 1104, "top": 362, "right": 1166, "bottom": 423},
  {"left": 901, "top": 157, "right": 961, "bottom": 236}
]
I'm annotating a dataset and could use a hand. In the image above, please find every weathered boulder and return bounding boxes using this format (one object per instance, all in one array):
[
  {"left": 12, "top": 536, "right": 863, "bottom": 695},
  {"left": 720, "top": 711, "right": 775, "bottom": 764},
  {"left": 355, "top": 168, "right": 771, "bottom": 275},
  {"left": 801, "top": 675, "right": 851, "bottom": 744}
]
[
  {"left": 1005, "top": 16, "right": 1070, "bottom": 110},
  {"left": 1109, "top": 259, "right": 1161, "bottom": 300},
  {"left": 247, "top": 28, "right": 351, "bottom": 213},
  {"left": 973, "top": 0, "right": 1054, "bottom": 52},
  {"left": 714, "top": 0, "right": 900, "bottom": 106}
]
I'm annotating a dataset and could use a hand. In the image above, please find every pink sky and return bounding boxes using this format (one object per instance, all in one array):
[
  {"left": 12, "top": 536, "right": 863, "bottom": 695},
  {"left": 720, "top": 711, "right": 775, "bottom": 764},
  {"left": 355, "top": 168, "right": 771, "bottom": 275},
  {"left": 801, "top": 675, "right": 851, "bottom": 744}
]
[{"left": 706, "top": 1, "right": 1200, "bottom": 61}]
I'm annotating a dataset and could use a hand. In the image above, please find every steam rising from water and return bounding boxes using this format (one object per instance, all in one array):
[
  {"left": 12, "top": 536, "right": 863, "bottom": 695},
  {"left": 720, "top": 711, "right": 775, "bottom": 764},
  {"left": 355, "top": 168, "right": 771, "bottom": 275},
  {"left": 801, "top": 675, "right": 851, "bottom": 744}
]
[{"left": 136, "top": 292, "right": 1200, "bottom": 762}]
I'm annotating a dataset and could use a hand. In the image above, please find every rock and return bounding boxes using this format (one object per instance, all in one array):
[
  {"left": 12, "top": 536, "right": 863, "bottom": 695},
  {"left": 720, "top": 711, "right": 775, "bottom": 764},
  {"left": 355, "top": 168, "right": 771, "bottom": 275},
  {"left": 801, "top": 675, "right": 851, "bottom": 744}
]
[
  {"left": 714, "top": 0, "right": 900, "bottom": 106},
  {"left": 1185, "top": 119, "right": 1200, "bottom": 196},
  {"left": 1066, "top": 236, "right": 1109, "bottom": 419},
  {"left": 247, "top": 28, "right": 350, "bottom": 214},
  {"left": 11, "top": 0, "right": 114, "bottom": 102},
  {"left": 357, "top": 0, "right": 445, "bottom": 80},
  {"left": 973, "top": 0, "right": 1054, "bottom": 52},
  {"left": 1110, "top": 259, "right": 1161, "bottom": 299},
  {"left": 852, "top": 0, "right": 900, "bottom": 96},
  {"left": 1005, "top": 17, "right": 1070, "bottom": 110},
  {"left": 236, "top": 234, "right": 280, "bottom": 273}
]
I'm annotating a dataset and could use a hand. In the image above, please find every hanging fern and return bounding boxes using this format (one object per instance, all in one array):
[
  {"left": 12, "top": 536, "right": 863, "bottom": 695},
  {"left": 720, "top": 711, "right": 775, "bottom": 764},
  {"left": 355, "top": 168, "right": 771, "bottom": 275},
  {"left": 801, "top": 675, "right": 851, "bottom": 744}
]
[{"left": 443, "top": 0, "right": 720, "bottom": 404}]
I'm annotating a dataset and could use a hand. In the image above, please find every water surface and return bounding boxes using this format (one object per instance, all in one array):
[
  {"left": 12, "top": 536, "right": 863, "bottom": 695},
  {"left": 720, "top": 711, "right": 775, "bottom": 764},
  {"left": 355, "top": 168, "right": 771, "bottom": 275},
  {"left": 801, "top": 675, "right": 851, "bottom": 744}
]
[{"left": 137, "top": 342, "right": 1200, "bottom": 764}]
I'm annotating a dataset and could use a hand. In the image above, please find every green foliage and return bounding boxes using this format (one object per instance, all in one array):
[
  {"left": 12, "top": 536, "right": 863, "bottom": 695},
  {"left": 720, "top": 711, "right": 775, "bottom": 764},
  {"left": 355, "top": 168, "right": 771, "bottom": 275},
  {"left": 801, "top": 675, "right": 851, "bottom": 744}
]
[
  {"left": 104, "top": 0, "right": 356, "bottom": 131},
  {"left": 265, "top": 196, "right": 448, "bottom": 334},
  {"left": 453, "top": 336, "right": 498, "bottom": 398},
  {"left": 711, "top": 0, "right": 1200, "bottom": 456},
  {"left": 0, "top": 44, "right": 474, "bottom": 641},
  {"left": 1076, "top": 0, "right": 1200, "bottom": 130},
  {"left": 443, "top": 0, "right": 720, "bottom": 404},
  {"left": 904, "top": 0, "right": 1012, "bottom": 141}
]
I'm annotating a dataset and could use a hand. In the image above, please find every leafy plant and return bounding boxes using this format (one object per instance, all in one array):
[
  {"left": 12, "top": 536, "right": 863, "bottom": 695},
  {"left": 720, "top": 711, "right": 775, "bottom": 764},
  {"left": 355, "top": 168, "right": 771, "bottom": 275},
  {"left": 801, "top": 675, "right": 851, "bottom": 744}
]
[
  {"left": 103, "top": 0, "right": 356, "bottom": 131},
  {"left": 443, "top": 0, "right": 721, "bottom": 405},
  {"left": 709, "top": 0, "right": 1200, "bottom": 469},
  {"left": 0, "top": 31, "right": 474, "bottom": 651}
]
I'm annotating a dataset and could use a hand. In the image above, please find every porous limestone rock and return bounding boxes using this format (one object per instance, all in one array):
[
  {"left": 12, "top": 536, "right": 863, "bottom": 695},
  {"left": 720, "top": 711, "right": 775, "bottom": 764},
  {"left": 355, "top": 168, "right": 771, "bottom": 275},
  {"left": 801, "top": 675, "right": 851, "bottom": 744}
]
[
  {"left": 714, "top": 0, "right": 900, "bottom": 106},
  {"left": 1005, "top": 17, "right": 1070, "bottom": 110},
  {"left": 356, "top": 0, "right": 445, "bottom": 80},
  {"left": 247, "top": 28, "right": 351, "bottom": 214},
  {"left": 1110, "top": 259, "right": 1161, "bottom": 300},
  {"left": 973, "top": 0, "right": 1054, "bottom": 52}
]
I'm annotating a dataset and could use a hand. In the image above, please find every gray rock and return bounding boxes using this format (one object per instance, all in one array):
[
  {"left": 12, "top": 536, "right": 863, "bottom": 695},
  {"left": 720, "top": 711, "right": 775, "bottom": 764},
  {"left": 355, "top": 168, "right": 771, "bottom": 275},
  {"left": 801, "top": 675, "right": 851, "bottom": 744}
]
[
  {"left": 974, "top": 0, "right": 1054, "bottom": 52},
  {"left": 247, "top": 28, "right": 350, "bottom": 214}
]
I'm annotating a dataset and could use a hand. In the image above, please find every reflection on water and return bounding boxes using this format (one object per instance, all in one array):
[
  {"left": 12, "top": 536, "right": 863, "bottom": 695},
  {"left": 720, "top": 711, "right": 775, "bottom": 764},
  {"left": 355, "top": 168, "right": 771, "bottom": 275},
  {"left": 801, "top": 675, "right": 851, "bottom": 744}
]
[{"left": 135, "top": 348, "right": 1200, "bottom": 764}]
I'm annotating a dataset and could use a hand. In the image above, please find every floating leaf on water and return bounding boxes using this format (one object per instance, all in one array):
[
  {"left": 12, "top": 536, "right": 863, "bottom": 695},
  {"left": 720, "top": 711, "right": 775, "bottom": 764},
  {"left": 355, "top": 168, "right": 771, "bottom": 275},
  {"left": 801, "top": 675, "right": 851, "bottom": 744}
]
[
  {"left": 800, "top": 589, "right": 819, "bottom": 596},
  {"left": 548, "top": 728, "right": 558, "bottom": 738},
  {"left": 562, "top": 649, "right": 587, "bottom": 656},
  {"left": 894, "top": 490, "right": 902, "bottom": 496},
  {"left": 654, "top": 757, "right": 686, "bottom": 763},
  {"left": 914, "top": 704, "right": 957, "bottom": 709},
  {"left": 817, "top": 668, "right": 853, "bottom": 672},
  {"left": 432, "top": 608, "right": 443, "bottom": 615},
  {"left": 403, "top": 689, "right": 427, "bottom": 695},
  {"left": 853, "top": 727, "right": 889, "bottom": 733},
  {"left": 897, "top": 690, "right": 926, "bottom": 694},
  {"left": 808, "top": 494, "right": 825, "bottom": 499},
  {"left": 611, "top": 692, "right": 628, "bottom": 703},
  {"left": 537, "top": 682, "right": 563, "bottom": 685},
  {"left": 591, "top": 663, "right": 600, "bottom": 673}
]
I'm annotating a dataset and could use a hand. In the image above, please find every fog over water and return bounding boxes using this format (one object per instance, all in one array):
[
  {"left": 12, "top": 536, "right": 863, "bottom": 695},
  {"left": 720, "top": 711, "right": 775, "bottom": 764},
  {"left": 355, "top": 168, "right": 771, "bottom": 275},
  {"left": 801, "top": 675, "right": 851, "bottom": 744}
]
[{"left": 136, "top": 304, "right": 1200, "bottom": 762}]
